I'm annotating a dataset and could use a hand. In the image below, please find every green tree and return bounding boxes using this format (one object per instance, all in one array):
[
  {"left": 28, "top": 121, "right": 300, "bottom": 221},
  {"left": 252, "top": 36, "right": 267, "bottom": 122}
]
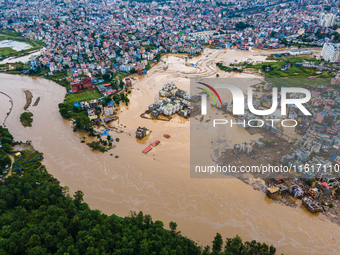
[
  {"left": 0, "top": 155, "right": 11, "bottom": 169},
  {"left": 169, "top": 221, "right": 177, "bottom": 232},
  {"left": 74, "top": 190, "right": 84, "bottom": 207},
  {"left": 2, "top": 143, "right": 11, "bottom": 153},
  {"left": 212, "top": 233, "right": 223, "bottom": 252},
  {"left": 202, "top": 245, "right": 210, "bottom": 255},
  {"left": 0, "top": 128, "right": 278, "bottom": 255},
  {"left": 103, "top": 73, "right": 110, "bottom": 81}
]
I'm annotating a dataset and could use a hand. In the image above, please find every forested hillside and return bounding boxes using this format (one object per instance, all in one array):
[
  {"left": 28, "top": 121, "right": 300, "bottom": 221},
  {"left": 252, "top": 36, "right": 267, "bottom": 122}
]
[{"left": 0, "top": 127, "right": 277, "bottom": 255}]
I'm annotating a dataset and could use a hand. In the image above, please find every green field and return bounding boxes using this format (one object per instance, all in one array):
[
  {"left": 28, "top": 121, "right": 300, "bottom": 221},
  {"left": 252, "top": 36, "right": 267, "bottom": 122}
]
[
  {"left": 246, "top": 56, "right": 336, "bottom": 88},
  {"left": 0, "top": 30, "right": 45, "bottom": 59},
  {"left": 0, "top": 46, "right": 17, "bottom": 56},
  {"left": 14, "top": 148, "right": 42, "bottom": 167},
  {"left": 65, "top": 89, "right": 102, "bottom": 103}
]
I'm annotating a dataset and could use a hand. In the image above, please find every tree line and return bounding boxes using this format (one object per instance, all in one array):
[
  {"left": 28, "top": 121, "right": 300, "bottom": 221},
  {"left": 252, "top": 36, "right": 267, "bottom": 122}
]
[{"left": 0, "top": 128, "right": 278, "bottom": 255}]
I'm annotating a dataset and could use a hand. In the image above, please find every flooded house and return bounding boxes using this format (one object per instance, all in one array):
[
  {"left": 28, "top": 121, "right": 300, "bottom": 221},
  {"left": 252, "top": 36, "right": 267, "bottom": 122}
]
[
  {"left": 266, "top": 186, "right": 280, "bottom": 198},
  {"left": 142, "top": 146, "right": 152, "bottom": 154},
  {"left": 302, "top": 197, "right": 323, "bottom": 213},
  {"left": 151, "top": 140, "right": 160, "bottom": 147},
  {"left": 125, "top": 78, "right": 132, "bottom": 87},
  {"left": 266, "top": 184, "right": 288, "bottom": 198},
  {"left": 136, "top": 127, "right": 150, "bottom": 139},
  {"left": 290, "top": 185, "right": 304, "bottom": 198}
]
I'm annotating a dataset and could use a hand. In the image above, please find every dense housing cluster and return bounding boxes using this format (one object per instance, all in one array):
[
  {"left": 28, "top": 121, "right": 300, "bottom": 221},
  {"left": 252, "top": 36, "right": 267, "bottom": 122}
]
[{"left": 148, "top": 82, "right": 193, "bottom": 118}]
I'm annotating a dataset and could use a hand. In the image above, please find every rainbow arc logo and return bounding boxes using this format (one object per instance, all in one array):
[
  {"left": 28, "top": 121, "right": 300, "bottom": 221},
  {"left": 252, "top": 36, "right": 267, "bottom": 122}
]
[{"left": 196, "top": 82, "right": 222, "bottom": 107}]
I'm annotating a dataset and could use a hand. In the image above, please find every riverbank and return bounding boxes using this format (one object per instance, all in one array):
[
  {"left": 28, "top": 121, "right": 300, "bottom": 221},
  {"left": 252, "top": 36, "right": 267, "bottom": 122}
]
[
  {"left": 1, "top": 48, "right": 340, "bottom": 255},
  {"left": 1, "top": 128, "right": 279, "bottom": 254}
]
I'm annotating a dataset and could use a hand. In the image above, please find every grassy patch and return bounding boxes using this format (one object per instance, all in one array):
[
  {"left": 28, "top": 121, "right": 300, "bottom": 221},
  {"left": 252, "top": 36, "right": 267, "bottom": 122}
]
[
  {"left": 5, "top": 70, "right": 22, "bottom": 74},
  {"left": 114, "top": 72, "right": 130, "bottom": 81},
  {"left": 0, "top": 47, "right": 17, "bottom": 56},
  {"left": 33, "top": 97, "right": 40, "bottom": 106},
  {"left": 245, "top": 56, "right": 334, "bottom": 87},
  {"left": 0, "top": 30, "right": 45, "bottom": 59},
  {"left": 20, "top": 112, "right": 33, "bottom": 127},
  {"left": 204, "top": 44, "right": 218, "bottom": 49},
  {"left": 14, "top": 148, "right": 42, "bottom": 167},
  {"left": 65, "top": 89, "right": 101, "bottom": 104}
]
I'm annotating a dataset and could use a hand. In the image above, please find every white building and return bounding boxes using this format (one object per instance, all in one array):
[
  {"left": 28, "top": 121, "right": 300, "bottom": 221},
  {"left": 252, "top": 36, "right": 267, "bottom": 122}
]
[
  {"left": 288, "top": 49, "right": 312, "bottom": 55},
  {"left": 104, "top": 106, "right": 114, "bottom": 116},
  {"left": 189, "top": 31, "right": 217, "bottom": 39},
  {"left": 318, "top": 13, "right": 336, "bottom": 27},
  {"left": 322, "top": 41, "right": 340, "bottom": 62}
]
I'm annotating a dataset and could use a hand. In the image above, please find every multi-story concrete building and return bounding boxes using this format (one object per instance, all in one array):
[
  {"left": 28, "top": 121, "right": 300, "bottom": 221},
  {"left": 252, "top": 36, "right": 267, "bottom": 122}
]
[
  {"left": 189, "top": 31, "right": 216, "bottom": 39},
  {"left": 318, "top": 13, "right": 336, "bottom": 27},
  {"left": 322, "top": 41, "right": 340, "bottom": 62},
  {"left": 104, "top": 106, "right": 114, "bottom": 116}
]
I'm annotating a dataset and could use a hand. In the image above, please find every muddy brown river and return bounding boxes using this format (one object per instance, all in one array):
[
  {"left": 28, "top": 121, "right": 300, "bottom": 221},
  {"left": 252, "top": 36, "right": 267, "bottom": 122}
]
[{"left": 0, "top": 48, "right": 339, "bottom": 254}]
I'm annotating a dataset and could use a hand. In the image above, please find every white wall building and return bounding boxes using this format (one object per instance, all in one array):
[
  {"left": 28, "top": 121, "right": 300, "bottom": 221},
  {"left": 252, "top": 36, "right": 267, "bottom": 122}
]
[
  {"left": 189, "top": 31, "right": 217, "bottom": 39},
  {"left": 322, "top": 41, "right": 340, "bottom": 62},
  {"left": 288, "top": 49, "right": 312, "bottom": 55},
  {"left": 104, "top": 106, "right": 114, "bottom": 116},
  {"left": 318, "top": 13, "right": 336, "bottom": 27}
]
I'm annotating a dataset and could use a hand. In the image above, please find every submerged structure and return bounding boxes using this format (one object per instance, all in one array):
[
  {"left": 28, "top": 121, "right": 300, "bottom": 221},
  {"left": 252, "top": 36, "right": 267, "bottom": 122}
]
[{"left": 136, "top": 127, "right": 150, "bottom": 139}]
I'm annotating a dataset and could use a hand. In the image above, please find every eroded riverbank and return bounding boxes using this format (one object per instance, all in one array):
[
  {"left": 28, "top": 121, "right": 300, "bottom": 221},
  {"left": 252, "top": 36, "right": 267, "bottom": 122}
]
[{"left": 0, "top": 48, "right": 339, "bottom": 255}]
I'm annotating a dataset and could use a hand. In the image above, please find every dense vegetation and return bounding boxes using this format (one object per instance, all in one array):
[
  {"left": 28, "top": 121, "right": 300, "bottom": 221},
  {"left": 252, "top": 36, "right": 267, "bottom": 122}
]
[
  {"left": 246, "top": 55, "right": 338, "bottom": 79},
  {"left": 0, "top": 127, "right": 278, "bottom": 254},
  {"left": 33, "top": 97, "right": 41, "bottom": 107},
  {"left": 0, "top": 161, "right": 278, "bottom": 255},
  {"left": 235, "top": 22, "right": 252, "bottom": 31},
  {"left": 58, "top": 88, "right": 101, "bottom": 133},
  {"left": 216, "top": 62, "right": 244, "bottom": 73},
  {"left": 0, "top": 164, "right": 201, "bottom": 254},
  {"left": 0, "top": 151, "right": 11, "bottom": 170},
  {"left": 58, "top": 99, "right": 94, "bottom": 135},
  {"left": 0, "top": 127, "right": 13, "bottom": 153},
  {"left": 20, "top": 112, "right": 33, "bottom": 127},
  {"left": 0, "top": 127, "right": 12, "bottom": 176},
  {"left": 244, "top": 55, "right": 338, "bottom": 88}
]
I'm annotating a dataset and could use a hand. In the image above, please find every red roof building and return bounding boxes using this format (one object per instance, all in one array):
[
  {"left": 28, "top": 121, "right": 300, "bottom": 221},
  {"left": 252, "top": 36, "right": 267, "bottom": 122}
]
[
  {"left": 70, "top": 77, "right": 93, "bottom": 93},
  {"left": 142, "top": 146, "right": 152, "bottom": 154},
  {"left": 151, "top": 140, "right": 160, "bottom": 147}
]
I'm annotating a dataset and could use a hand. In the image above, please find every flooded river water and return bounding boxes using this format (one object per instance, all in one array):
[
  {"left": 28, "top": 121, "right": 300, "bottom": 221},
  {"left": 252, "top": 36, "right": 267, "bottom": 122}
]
[{"left": 0, "top": 48, "right": 339, "bottom": 254}]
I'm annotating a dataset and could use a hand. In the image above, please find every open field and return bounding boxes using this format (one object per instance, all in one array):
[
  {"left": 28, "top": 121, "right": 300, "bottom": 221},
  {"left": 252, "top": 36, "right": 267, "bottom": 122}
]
[
  {"left": 14, "top": 148, "right": 41, "bottom": 165},
  {"left": 0, "top": 30, "right": 45, "bottom": 59},
  {"left": 65, "top": 89, "right": 102, "bottom": 103},
  {"left": 0, "top": 46, "right": 17, "bottom": 56},
  {"left": 243, "top": 54, "right": 338, "bottom": 87}
]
